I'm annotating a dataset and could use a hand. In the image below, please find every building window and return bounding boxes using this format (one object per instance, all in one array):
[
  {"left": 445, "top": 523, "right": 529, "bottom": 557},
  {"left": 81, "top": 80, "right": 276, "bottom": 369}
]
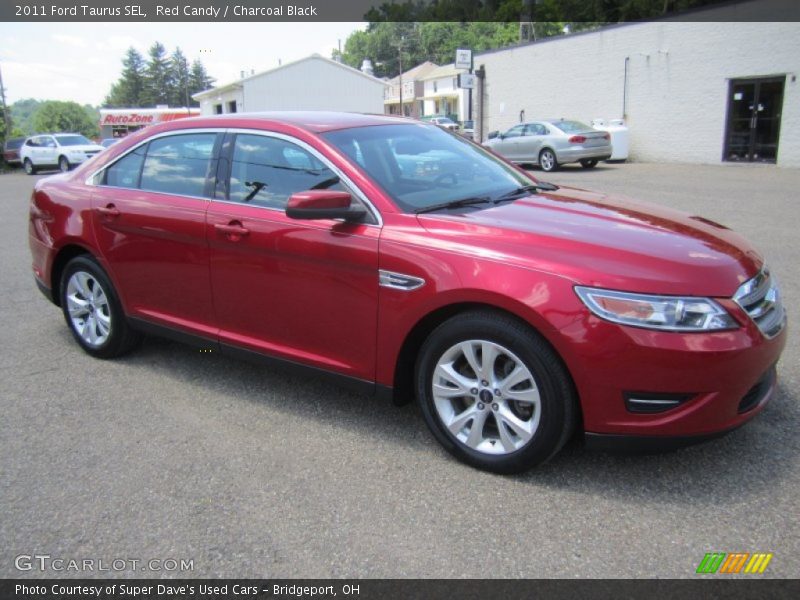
[
  {"left": 227, "top": 100, "right": 237, "bottom": 113},
  {"left": 433, "top": 81, "right": 437, "bottom": 93},
  {"left": 214, "top": 104, "right": 223, "bottom": 115}
]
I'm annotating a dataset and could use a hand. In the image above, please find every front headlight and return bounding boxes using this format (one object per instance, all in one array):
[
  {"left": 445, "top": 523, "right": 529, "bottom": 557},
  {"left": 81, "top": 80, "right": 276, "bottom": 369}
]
[{"left": 574, "top": 286, "right": 737, "bottom": 332}]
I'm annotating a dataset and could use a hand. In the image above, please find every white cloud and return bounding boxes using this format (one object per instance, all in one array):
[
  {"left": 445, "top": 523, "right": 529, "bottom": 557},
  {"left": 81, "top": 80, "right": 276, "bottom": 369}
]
[{"left": 52, "top": 34, "right": 88, "bottom": 48}]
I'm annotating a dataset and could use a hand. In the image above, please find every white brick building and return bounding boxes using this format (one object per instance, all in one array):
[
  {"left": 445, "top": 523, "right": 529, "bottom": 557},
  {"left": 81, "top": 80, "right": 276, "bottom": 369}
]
[
  {"left": 193, "top": 54, "right": 387, "bottom": 116},
  {"left": 474, "top": 2, "right": 800, "bottom": 167}
]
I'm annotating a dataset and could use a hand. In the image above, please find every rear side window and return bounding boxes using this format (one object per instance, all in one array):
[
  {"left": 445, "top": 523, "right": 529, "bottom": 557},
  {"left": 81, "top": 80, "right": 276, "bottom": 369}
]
[
  {"left": 140, "top": 133, "right": 218, "bottom": 197},
  {"left": 104, "top": 146, "right": 145, "bottom": 188},
  {"left": 228, "top": 134, "right": 341, "bottom": 209}
]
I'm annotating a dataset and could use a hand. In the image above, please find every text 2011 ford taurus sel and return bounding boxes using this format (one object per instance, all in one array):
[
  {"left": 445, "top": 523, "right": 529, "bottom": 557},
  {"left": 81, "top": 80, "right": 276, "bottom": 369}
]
[{"left": 28, "top": 112, "right": 786, "bottom": 473}]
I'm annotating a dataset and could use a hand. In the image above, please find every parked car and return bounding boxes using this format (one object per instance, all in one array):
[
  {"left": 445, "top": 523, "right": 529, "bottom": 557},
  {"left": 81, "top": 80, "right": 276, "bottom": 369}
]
[
  {"left": 429, "top": 116, "right": 460, "bottom": 132},
  {"left": 3, "top": 136, "right": 26, "bottom": 166},
  {"left": 28, "top": 112, "right": 785, "bottom": 473},
  {"left": 485, "top": 119, "right": 612, "bottom": 172},
  {"left": 20, "top": 133, "right": 104, "bottom": 174},
  {"left": 100, "top": 138, "right": 120, "bottom": 149}
]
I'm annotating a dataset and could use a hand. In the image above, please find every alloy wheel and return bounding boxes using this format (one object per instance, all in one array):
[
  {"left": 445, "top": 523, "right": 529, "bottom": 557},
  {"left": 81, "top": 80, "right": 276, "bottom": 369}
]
[
  {"left": 431, "top": 340, "right": 541, "bottom": 455},
  {"left": 65, "top": 271, "right": 112, "bottom": 348}
]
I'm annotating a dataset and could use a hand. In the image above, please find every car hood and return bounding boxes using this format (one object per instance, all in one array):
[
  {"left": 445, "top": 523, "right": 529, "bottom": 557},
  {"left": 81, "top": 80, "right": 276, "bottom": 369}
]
[
  {"left": 416, "top": 186, "right": 762, "bottom": 297},
  {"left": 63, "top": 144, "right": 103, "bottom": 152}
]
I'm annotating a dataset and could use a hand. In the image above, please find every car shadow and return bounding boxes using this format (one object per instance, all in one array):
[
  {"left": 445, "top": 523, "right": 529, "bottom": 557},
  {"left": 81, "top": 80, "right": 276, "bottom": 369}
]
[
  {"left": 101, "top": 332, "right": 800, "bottom": 505},
  {"left": 524, "top": 163, "right": 619, "bottom": 174}
]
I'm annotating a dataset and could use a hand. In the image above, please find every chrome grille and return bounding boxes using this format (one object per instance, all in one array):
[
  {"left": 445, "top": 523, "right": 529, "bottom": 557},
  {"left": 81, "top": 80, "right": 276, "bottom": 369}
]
[{"left": 733, "top": 269, "right": 786, "bottom": 338}]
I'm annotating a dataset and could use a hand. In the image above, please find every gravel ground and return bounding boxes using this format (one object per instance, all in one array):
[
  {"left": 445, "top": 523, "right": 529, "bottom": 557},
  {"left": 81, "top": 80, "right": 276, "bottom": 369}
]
[{"left": 0, "top": 162, "right": 797, "bottom": 578}]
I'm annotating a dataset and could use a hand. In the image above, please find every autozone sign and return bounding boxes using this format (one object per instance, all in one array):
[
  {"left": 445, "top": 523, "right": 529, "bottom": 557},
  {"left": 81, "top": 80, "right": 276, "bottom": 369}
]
[{"left": 101, "top": 114, "right": 156, "bottom": 125}]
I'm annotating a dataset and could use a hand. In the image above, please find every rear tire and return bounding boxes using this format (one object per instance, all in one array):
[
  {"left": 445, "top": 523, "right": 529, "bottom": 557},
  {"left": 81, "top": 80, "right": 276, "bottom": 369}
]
[
  {"left": 23, "top": 158, "right": 36, "bottom": 175},
  {"left": 580, "top": 159, "right": 598, "bottom": 169},
  {"left": 60, "top": 256, "right": 141, "bottom": 359},
  {"left": 415, "top": 310, "right": 577, "bottom": 474},
  {"left": 539, "top": 148, "right": 558, "bottom": 172},
  {"left": 58, "top": 155, "right": 71, "bottom": 172}
]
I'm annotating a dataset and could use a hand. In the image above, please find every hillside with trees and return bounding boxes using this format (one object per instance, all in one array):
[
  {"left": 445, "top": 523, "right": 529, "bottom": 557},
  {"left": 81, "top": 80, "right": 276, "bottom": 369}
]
[{"left": 336, "top": 0, "right": 728, "bottom": 78}]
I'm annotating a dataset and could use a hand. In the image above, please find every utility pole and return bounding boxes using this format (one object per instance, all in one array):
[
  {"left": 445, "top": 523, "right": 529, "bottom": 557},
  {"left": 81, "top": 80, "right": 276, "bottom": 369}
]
[
  {"left": 0, "top": 62, "right": 10, "bottom": 136},
  {"left": 397, "top": 35, "right": 404, "bottom": 117}
]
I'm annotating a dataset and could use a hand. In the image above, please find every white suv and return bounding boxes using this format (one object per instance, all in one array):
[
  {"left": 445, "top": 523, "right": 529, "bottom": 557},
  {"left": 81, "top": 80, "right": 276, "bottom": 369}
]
[{"left": 21, "top": 133, "right": 103, "bottom": 175}]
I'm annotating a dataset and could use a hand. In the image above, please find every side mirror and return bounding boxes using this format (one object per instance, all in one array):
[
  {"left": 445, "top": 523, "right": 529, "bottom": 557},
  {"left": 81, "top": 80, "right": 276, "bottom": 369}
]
[
  {"left": 487, "top": 130, "right": 499, "bottom": 140},
  {"left": 286, "top": 190, "right": 366, "bottom": 221}
]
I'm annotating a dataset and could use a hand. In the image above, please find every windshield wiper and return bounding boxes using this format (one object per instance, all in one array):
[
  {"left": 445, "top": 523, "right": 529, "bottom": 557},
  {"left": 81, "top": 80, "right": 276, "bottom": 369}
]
[
  {"left": 493, "top": 182, "right": 560, "bottom": 203},
  {"left": 415, "top": 196, "right": 493, "bottom": 214}
]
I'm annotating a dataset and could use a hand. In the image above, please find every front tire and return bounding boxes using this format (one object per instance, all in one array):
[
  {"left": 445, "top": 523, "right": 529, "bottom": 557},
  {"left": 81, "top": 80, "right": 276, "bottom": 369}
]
[
  {"left": 58, "top": 155, "right": 71, "bottom": 172},
  {"left": 415, "top": 310, "right": 577, "bottom": 473},
  {"left": 60, "top": 256, "right": 140, "bottom": 359},
  {"left": 539, "top": 148, "right": 558, "bottom": 172},
  {"left": 23, "top": 158, "right": 37, "bottom": 175},
  {"left": 580, "top": 159, "right": 598, "bottom": 169}
]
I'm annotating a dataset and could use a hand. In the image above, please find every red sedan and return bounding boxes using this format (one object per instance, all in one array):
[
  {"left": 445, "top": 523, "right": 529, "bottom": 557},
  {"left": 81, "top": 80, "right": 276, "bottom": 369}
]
[{"left": 28, "top": 113, "right": 786, "bottom": 473}]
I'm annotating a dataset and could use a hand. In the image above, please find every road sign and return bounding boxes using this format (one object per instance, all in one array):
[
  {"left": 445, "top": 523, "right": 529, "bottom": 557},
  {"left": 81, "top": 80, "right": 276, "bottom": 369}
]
[
  {"left": 458, "top": 73, "right": 476, "bottom": 89},
  {"left": 455, "top": 48, "right": 472, "bottom": 70}
]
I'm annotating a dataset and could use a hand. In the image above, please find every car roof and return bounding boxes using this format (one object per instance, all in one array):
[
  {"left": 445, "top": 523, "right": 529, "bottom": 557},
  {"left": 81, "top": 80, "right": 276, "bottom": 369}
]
[{"left": 182, "top": 111, "right": 410, "bottom": 133}]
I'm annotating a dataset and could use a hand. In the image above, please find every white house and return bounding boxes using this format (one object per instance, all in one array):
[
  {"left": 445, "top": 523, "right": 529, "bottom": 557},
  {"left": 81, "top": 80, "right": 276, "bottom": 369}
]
[
  {"left": 420, "top": 64, "right": 470, "bottom": 124},
  {"left": 384, "top": 61, "right": 439, "bottom": 118},
  {"left": 192, "top": 54, "right": 388, "bottom": 116},
  {"left": 473, "top": 0, "right": 800, "bottom": 166}
]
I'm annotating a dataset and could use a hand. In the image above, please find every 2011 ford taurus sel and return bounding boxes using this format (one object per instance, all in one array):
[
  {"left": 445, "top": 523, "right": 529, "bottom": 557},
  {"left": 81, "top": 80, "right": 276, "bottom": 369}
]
[{"left": 28, "top": 112, "right": 786, "bottom": 473}]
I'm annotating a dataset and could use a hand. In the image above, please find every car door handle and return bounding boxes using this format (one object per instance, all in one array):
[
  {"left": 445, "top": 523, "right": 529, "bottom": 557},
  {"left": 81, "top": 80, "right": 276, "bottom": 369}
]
[
  {"left": 96, "top": 204, "right": 120, "bottom": 218},
  {"left": 214, "top": 222, "right": 250, "bottom": 239}
]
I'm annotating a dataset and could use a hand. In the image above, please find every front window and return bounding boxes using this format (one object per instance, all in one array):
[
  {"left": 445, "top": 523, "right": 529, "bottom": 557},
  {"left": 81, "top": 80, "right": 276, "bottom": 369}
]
[
  {"left": 54, "top": 135, "right": 93, "bottom": 146},
  {"left": 228, "top": 134, "right": 342, "bottom": 209},
  {"left": 323, "top": 123, "right": 532, "bottom": 213}
]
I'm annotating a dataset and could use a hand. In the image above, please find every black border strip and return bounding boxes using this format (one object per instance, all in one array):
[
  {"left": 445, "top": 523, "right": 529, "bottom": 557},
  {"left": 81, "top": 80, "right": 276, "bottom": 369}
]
[
  {"left": 2, "top": 579, "right": 799, "bottom": 600},
  {"left": 2, "top": 0, "right": 800, "bottom": 22}
]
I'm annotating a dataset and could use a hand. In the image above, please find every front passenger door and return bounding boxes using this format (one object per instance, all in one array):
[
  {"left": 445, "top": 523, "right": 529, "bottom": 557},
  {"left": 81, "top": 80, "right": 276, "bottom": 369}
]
[
  {"left": 494, "top": 124, "right": 525, "bottom": 160},
  {"left": 206, "top": 132, "right": 380, "bottom": 381}
]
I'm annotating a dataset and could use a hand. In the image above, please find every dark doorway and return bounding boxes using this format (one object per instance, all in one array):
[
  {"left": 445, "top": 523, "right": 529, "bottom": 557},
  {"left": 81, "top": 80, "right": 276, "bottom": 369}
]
[{"left": 724, "top": 76, "right": 785, "bottom": 163}]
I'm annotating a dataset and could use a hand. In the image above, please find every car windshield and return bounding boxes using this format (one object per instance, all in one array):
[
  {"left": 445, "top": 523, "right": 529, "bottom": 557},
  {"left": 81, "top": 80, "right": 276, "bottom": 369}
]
[
  {"left": 550, "top": 120, "right": 591, "bottom": 133},
  {"left": 55, "top": 135, "right": 93, "bottom": 146},
  {"left": 6, "top": 138, "right": 24, "bottom": 150},
  {"left": 323, "top": 123, "right": 533, "bottom": 213}
]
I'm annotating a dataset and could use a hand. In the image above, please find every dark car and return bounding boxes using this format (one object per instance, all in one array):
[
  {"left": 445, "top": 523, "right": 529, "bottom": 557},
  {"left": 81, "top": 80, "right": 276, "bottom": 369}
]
[
  {"left": 28, "top": 112, "right": 786, "bottom": 473},
  {"left": 3, "top": 136, "right": 26, "bottom": 166}
]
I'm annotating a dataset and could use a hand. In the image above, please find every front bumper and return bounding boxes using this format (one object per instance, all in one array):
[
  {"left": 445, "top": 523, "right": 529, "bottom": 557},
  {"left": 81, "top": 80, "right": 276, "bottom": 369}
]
[{"left": 557, "top": 310, "right": 787, "bottom": 439}]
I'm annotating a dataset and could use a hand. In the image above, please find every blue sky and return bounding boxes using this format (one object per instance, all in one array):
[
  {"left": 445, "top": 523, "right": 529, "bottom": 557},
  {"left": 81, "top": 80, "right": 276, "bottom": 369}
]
[{"left": 0, "top": 22, "right": 364, "bottom": 105}]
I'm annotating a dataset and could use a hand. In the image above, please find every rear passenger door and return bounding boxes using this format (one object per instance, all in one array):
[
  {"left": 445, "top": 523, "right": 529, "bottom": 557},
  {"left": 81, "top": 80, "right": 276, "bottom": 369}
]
[
  {"left": 91, "top": 131, "right": 220, "bottom": 337},
  {"left": 206, "top": 131, "right": 380, "bottom": 381},
  {"left": 517, "top": 123, "right": 547, "bottom": 162}
]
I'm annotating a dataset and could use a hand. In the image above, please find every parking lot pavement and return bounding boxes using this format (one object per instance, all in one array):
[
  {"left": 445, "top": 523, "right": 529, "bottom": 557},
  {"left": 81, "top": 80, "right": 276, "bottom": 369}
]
[{"left": 1, "top": 163, "right": 798, "bottom": 578}]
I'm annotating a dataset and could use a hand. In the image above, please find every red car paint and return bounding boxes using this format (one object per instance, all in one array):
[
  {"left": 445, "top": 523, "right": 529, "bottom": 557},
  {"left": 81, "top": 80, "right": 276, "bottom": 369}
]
[{"left": 28, "top": 113, "right": 786, "bottom": 442}]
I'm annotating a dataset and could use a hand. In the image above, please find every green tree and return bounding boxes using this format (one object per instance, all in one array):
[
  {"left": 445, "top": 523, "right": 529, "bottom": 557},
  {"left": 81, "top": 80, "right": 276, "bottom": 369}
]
[
  {"left": 141, "top": 42, "right": 173, "bottom": 106},
  {"left": 31, "top": 101, "right": 99, "bottom": 137},
  {"left": 9, "top": 98, "right": 40, "bottom": 135},
  {"left": 188, "top": 60, "right": 215, "bottom": 105},
  {"left": 170, "top": 47, "right": 191, "bottom": 107},
  {"left": 105, "top": 47, "right": 146, "bottom": 107}
]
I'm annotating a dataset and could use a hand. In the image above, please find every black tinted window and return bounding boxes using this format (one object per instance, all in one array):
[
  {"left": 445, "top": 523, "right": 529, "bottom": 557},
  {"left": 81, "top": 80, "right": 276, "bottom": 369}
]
[
  {"left": 228, "top": 134, "right": 341, "bottom": 209},
  {"left": 104, "top": 146, "right": 145, "bottom": 188},
  {"left": 140, "top": 133, "right": 218, "bottom": 197}
]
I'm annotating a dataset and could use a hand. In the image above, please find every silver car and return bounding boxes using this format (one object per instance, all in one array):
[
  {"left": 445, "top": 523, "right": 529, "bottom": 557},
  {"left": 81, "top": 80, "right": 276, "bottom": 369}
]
[{"left": 484, "top": 119, "right": 612, "bottom": 172}]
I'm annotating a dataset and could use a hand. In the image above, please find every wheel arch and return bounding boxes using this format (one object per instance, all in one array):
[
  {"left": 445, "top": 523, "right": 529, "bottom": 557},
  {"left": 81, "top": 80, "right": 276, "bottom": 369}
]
[
  {"left": 390, "top": 300, "right": 581, "bottom": 423},
  {"left": 49, "top": 243, "right": 93, "bottom": 306}
]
